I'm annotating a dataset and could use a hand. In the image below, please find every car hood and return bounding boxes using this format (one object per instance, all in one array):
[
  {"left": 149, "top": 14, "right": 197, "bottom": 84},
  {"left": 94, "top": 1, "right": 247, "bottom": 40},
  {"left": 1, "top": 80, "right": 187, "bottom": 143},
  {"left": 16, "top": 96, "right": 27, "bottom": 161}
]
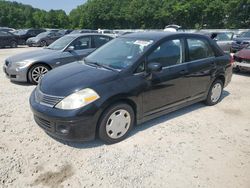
[
  {"left": 236, "top": 48, "right": 250, "bottom": 59},
  {"left": 234, "top": 38, "right": 250, "bottom": 42},
  {"left": 40, "top": 62, "right": 119, "bottom": 96},
  {"left": 7, "top": 49, "right": 59, "bottom": 63}
]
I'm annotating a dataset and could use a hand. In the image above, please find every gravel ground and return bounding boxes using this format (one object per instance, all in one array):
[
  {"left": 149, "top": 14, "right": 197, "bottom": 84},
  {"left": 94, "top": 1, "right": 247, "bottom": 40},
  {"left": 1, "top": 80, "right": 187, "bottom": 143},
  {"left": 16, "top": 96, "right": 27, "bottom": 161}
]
[{"left": 0, "top": 47, "right": 250, "bottom": 188}]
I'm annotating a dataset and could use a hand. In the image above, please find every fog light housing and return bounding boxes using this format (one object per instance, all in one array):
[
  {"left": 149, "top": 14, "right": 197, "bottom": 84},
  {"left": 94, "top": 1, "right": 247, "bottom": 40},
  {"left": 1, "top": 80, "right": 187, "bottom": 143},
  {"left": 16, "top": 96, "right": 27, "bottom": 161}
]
[{"left": 57, "top": 124, "right": 70, "bottom": 134}]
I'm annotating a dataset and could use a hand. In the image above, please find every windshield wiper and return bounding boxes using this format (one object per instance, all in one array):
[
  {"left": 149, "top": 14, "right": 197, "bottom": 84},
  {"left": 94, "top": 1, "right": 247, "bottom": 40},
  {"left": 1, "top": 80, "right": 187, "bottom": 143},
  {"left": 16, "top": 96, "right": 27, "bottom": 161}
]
[{"left": 85, "top": 61, "right": 117, "bottom": 72}]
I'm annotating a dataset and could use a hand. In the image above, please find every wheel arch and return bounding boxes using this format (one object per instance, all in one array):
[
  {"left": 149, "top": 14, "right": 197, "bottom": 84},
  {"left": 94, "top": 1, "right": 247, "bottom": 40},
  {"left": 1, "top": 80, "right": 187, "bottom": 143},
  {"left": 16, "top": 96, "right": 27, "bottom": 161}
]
[
  {"left": 26, "top": 62, "right": 52, "bottom": 82},
  {"left": 95, "top": 95, "right": 139, "bottom": 135}
]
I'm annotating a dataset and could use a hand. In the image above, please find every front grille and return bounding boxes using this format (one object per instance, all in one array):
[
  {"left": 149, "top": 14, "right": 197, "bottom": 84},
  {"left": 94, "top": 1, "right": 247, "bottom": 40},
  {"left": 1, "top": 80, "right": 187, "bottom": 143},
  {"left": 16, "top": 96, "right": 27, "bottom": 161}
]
[
  {"left": 35, "top": 88, "right": 64, "bottom": 107},
  {"left": 34, "top": 115, "right": 53, "bottom": 131}
]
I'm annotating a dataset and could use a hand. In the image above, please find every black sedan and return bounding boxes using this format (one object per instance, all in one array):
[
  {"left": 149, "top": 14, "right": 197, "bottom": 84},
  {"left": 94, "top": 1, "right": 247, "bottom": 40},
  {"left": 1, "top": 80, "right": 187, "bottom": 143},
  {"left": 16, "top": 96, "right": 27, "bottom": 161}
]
[
  {"left": 30, "top": 32, "right": 232, "bottom": 144},
  {"left": 0, "top": 30, "right": 18, "bottom": 48},
  {"left": 13, "top": 29, "right": 46, "bottom": 45}
]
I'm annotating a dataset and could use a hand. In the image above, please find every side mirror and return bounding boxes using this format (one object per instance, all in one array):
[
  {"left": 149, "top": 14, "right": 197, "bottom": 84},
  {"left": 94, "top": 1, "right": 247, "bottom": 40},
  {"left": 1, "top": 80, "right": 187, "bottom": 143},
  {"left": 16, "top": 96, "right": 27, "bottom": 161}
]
[
  {"left": 67, "top": 46, "right": 75, "bottom": 51},
  {"left": 147, "top": 62, "right": 162, "bottom": 73}
]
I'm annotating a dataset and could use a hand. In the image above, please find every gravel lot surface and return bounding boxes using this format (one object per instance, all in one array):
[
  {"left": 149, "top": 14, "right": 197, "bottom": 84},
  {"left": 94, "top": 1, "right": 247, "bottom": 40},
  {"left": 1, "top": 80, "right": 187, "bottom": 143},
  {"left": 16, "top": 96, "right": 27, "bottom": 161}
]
[{"left": 0, "top": 47, "right": 250, "bottom": 188}]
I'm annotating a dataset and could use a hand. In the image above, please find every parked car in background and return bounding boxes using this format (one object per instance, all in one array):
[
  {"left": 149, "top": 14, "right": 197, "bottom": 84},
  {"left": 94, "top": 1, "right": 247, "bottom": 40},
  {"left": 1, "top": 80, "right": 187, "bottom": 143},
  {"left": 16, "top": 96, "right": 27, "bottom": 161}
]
[
  {"left": 29, "top": 32, "right": 232, "bottom": 143},
  {"left": 45, "top": 29, "right": 60, "bottom": 33},
  {"left": 58, "top": 29, "right": 73, "bottom": 36},
  {"left": 98, "top": 29, "right": 117, "bottom": 37},
  {"left": 71, "top": 29, "right": 98, "bottom": 34},
  {"left": 233, "top": 45, "right": 250, "bottom": 72},
  {"left": 0, "top": 27, "right": 15, "bottom": 32},
  {"left": 26, "top": 31, "right": 63, "bottom": 47},
  {"left": 199, "top": 31, "right": 234, "bottom": 53},
  {"left": 231, "top": 31, "right": 250, "bottom": 53},
  {"left": 0, "top": 30, "right": 18, "bottom": 48},
  {"left": 164, "top": 24, "right": 182, "bottom": 32},
  {"left": 13, "top": 29, "right": 46, "bottom": 45},
  {"left": 3, "top": 34, "right": 113, "bottom": 84}
]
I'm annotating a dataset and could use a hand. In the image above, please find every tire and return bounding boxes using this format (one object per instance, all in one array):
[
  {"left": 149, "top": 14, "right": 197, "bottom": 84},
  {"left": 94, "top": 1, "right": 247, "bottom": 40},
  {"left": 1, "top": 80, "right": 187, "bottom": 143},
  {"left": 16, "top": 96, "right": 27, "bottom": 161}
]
[
  {"left": 205, "top": 79, "right": 223, "bottom": 106},
  {"left": 28, "top": 64, "right": 50, "bottom": 85},
  {"left": 10, "top": 41, "right": 17, "bottom": 48},
  {"left": 40, "top": 40, "right": 47, "bottom": 47},
  {"left": 233, "top": 66, "right": 241, "bottom": 73},
  {"left": 98, "top": 103, "right": 135, "bottom": 144}
]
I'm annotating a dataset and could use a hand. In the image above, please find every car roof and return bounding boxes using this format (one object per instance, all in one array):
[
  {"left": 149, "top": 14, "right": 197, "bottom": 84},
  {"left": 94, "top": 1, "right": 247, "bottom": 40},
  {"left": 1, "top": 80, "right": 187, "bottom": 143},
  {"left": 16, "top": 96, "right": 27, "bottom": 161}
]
[
  {"left": 121, "top": 31, "right": 208, "bottom": 41},
  {"left": 66, "top": 33, "right": 113, "bottom": 38}
]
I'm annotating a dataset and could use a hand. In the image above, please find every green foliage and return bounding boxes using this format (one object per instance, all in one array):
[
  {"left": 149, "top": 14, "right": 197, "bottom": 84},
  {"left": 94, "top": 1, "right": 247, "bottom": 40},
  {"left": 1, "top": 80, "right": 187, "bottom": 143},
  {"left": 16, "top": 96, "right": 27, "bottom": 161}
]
[
  {"left": 0, "top": 0, "right": 69, "bottom": 28},
  {"left": 0, "top": 0, "right": 249, "bottom": 29}
]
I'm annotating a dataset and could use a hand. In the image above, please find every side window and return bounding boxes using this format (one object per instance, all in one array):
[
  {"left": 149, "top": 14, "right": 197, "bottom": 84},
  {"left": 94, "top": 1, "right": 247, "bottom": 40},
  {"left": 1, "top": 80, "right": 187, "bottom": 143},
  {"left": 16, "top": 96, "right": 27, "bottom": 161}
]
[
  {"left": 187, "top": 38, "right": 214, "bottom": 61},
  {"left": 72, "top": 37, "right": 91, "bottom": 50},
  {"left": 135, "top": 62, "right": 145, "bottom": 73},
  {"left": 93, "top": 36, "right": 111, "bottom": 48},
  {"left": 214, "top": 33, "right": 230, "bottom": 41},
  {"left": 147, "top": 39, "right": 183, "bottom": 67}
]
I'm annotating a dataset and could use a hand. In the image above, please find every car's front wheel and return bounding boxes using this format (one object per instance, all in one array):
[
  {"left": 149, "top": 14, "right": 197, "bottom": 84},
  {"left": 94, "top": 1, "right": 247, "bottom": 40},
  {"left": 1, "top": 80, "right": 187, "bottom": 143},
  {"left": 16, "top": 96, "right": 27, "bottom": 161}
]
[
  {"left": 40, "top": 40, "right": 47, "bottom": 47},
  {"left": 205, "top": 79, "right": 223, "bottom": 106},
  {"left": 98, "top": 103, "right": 135, "bottom": 144},
  {"left": 28, "top": 64, "right": 50, "bottom": 85}
]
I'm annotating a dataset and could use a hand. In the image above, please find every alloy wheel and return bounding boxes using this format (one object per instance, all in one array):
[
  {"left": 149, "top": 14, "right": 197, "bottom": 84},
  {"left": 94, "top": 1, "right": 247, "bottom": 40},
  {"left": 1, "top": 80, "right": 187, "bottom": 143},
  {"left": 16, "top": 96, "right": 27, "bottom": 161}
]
[{"left": 31, "top": 66, "right": 49, "bottom": 84}]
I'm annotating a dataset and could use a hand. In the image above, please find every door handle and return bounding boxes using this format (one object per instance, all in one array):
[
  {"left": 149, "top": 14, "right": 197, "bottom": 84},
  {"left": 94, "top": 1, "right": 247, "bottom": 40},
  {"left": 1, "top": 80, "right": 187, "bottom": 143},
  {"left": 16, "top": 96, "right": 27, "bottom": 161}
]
[
  {"left": 179, "top": 69, "right": 188, "bottom": 75},
  {"left": 211, "top": 62, "right": 217, "bottom": 68}
]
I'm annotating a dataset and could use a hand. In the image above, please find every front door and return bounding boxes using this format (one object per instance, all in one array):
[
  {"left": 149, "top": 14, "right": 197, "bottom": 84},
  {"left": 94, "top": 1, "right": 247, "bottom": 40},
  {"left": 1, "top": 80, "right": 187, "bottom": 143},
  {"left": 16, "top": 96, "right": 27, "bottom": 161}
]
[{"left": 142, "top": 38, "right": 190, "bottom": 116}]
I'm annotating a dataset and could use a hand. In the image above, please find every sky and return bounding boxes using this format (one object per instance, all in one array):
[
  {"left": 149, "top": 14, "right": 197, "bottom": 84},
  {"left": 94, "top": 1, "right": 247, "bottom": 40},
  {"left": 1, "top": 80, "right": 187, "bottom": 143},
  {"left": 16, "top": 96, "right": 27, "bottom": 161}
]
[{"left": 8, "top": 0, "right": 86, "bottom": 14}]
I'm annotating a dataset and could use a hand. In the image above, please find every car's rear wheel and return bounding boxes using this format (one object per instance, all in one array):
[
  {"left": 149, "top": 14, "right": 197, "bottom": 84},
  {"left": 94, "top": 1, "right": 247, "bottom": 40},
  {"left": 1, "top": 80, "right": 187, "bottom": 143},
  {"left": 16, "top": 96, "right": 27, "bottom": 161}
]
[
  {"left": 40, "top": 40, "right": 47, "bottom": 47},
  {"left": 98, "top": 103, "right": 135, "bottom": 144},
  {"left": 205, "top": 79, "right": 223, "bottom": 106},
  {"left": 28, "top": 64, "right": 50, "bottom": 85},
  {"left": 10, "top": 41, "right": 17, "bottom": 48}
]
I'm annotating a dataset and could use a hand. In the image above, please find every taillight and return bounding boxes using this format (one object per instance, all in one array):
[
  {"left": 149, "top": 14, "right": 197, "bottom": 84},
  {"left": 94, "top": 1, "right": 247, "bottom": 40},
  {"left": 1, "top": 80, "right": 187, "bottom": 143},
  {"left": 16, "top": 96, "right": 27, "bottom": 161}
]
[{"left": 230, "top": 54, "right": 234, "bottom": 66}]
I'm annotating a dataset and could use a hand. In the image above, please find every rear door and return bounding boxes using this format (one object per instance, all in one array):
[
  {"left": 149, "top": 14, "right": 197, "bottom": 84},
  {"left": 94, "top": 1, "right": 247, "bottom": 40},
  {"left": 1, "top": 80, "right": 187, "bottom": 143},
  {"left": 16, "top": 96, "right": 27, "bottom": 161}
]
[
  {"left": 0, "top": 31, "right": 8, "bottom": 47},
  {"left": 70, "top": 36, "right": 94, "bottom": 59},
  {"left": 185, "top": 37, "right": 216, "bottom": 98},
  {"left": 92, "top": 35, "right": 112, "bottom": 49}
]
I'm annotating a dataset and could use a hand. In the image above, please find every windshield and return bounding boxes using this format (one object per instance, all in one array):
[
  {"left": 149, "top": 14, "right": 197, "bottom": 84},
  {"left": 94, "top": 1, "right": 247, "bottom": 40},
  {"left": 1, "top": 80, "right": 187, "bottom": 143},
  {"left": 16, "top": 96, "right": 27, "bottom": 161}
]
[
  {"left": 239, "top": 32, "right": 250, "bottom": 38},
  {"left": 46, "top": 35, "right": 76, "bottom": 50},
  {"left": 85, "top": 37, "right": 154, "bottom": 70},
  {"left": 15, "top": 29, "right": 28, "bottom": 35}
]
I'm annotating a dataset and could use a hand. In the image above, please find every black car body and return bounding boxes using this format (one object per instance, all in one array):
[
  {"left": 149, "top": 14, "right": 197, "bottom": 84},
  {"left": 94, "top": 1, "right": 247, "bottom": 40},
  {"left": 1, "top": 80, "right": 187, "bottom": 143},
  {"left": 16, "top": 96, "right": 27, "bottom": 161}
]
[
  {"left": 30, "top": 32, "right": 233, "bottom": 143},
  {"left": 231, "top": 31, "right": 250, "bottom": 53},
  {"left": 26, "top": 31, "right": 63, "bottom": 47},
  {"left": 0, "top": 31, "right": 18, "bottom": 48},
  {"left": 13, "top": 29, "right": 46, "bottom": 45}
]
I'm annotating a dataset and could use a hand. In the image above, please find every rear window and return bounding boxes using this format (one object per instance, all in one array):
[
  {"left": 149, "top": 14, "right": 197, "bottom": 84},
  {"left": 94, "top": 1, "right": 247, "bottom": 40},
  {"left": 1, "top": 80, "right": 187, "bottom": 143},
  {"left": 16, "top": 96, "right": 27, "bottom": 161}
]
[{"left": 187, "top": 38, "right": 215, "bottom": 61}]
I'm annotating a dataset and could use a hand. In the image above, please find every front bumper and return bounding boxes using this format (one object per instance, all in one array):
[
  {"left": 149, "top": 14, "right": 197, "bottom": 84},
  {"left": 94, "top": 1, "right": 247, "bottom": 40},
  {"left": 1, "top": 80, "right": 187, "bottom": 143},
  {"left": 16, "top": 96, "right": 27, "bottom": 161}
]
[
  {"left": 234, "top": 61, "right": 250, "bottom": 71},
  {"left": 26, "top": 41, "right": 40, "bottom": 47},
  {"left": 3, "top": 64, "right": 28, "bottom": 82},
  {"left": 29, "top": 90, "right": 99, "bottom": 142}
]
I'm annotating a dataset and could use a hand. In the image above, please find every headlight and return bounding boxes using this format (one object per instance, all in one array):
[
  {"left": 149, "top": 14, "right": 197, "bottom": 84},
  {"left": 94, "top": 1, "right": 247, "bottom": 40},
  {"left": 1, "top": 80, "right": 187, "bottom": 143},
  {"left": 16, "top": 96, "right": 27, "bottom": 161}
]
[
  {"left": 55, "top": 88, "right": 100, "bottom": 110},
  {"left": 15, "top": 60, "right": 33, "bottom": 68}
]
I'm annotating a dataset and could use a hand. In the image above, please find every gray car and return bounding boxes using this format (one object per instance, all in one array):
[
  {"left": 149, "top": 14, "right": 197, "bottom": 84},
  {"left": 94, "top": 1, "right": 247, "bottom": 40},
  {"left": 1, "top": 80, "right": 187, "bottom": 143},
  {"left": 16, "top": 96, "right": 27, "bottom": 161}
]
[
  {"left": 3, "top": 34, "right": 113, "bottom": 84},
  {"left": 199, "top": 31, "right": 234, "bottom": 53}
]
